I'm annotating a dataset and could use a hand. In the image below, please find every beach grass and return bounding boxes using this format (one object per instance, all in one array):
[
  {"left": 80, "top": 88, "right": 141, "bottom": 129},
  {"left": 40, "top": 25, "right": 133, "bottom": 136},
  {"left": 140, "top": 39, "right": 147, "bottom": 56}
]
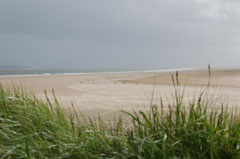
[{"left": 0, "top": 79, "right": 240, "bottom": 158}]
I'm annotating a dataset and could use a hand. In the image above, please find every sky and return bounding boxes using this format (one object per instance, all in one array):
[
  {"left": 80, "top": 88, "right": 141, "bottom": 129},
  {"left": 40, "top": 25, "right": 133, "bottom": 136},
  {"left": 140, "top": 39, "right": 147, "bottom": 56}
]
[{"left": 0, "top": 0, "right": 240, "bottom": 69}]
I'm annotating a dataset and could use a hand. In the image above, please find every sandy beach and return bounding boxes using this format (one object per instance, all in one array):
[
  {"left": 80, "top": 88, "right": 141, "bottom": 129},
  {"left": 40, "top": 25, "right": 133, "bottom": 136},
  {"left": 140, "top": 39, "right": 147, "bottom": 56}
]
[{"left": 1, "top": 68, "right": 240, "bottom": 120}]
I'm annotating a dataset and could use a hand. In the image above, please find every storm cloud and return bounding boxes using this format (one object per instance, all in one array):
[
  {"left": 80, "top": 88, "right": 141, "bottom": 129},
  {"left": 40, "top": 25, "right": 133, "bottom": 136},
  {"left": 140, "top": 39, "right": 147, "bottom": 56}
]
[{"left": 0, "top": 0, "right": 240, "bottom": 69}]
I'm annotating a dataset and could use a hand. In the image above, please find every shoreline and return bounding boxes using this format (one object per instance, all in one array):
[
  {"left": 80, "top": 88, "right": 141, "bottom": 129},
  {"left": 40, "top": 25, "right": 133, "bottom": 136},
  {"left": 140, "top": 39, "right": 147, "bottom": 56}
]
[{"left": 0, "top": 67, "right": 202, "bottom": 77}]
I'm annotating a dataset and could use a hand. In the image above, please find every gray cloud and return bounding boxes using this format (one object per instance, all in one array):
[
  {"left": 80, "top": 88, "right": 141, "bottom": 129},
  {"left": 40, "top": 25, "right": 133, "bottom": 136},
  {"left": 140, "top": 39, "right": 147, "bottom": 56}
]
[{"left": 0, "top": 0, "right": 240, "bottom": 69}]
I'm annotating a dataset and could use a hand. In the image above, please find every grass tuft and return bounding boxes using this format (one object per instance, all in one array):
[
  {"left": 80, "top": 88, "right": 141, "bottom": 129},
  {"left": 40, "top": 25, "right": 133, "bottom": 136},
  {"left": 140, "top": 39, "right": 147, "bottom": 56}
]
[{"left": 0, "top": 82, "right": 239, "bottom": 159}]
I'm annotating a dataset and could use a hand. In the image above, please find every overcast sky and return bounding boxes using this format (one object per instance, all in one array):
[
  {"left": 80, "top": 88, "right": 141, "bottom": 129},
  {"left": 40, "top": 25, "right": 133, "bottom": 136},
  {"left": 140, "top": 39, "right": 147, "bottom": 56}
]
[{"left": 0, "top": 0, "right": 240, "bottom": 69}]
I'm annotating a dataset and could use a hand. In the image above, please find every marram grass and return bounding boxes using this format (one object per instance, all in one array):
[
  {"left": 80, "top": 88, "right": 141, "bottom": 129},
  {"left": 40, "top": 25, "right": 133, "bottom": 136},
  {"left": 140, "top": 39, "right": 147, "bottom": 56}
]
[{"left": 0, "top": 83, "right": 239, "bottom": 159}]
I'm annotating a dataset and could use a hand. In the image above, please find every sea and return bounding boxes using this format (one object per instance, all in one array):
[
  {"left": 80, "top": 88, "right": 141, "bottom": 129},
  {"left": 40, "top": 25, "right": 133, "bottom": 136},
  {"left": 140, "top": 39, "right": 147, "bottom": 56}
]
[{"left": 0, "top": 67, "right": 198, "bottom": 77}]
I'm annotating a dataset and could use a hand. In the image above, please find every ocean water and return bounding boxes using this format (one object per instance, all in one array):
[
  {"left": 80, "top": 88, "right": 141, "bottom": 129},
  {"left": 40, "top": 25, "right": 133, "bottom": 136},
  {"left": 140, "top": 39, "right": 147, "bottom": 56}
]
[
  {"left": 0, "top": 68, "right": 126, "bottom": 76},
  {"left": 0, "top": 67, "right": 197, "bottom": 76}
]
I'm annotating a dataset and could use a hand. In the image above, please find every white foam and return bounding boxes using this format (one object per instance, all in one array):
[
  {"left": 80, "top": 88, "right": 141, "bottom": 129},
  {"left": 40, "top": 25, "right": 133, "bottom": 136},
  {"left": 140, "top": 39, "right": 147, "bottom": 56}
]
[{"left": 0, "top": 67, "right": 202, "bottom": 78}]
